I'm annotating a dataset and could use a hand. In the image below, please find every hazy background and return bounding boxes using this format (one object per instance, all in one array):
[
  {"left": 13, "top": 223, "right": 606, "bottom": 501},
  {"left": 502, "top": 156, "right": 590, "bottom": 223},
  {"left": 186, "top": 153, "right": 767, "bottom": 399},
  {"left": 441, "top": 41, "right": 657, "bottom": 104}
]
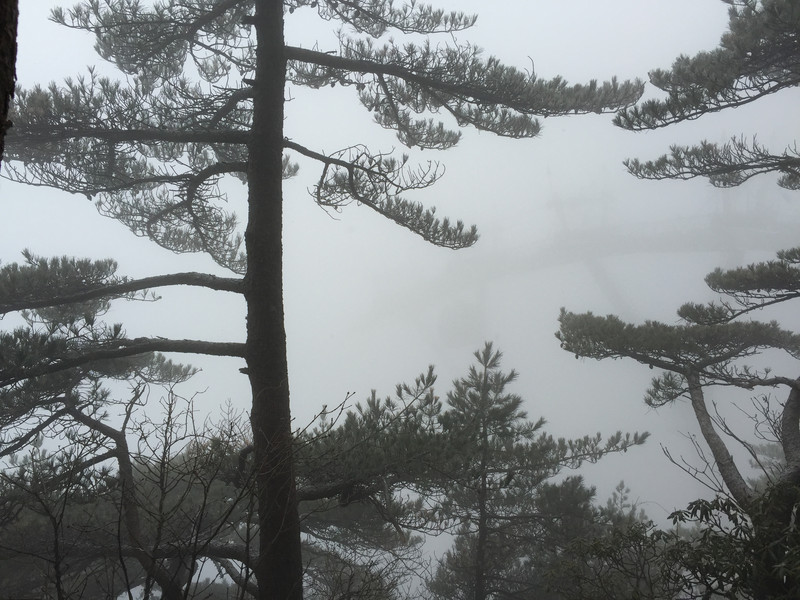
[{"left": 4, "top": 0, "right": 800, "bottom": 523}]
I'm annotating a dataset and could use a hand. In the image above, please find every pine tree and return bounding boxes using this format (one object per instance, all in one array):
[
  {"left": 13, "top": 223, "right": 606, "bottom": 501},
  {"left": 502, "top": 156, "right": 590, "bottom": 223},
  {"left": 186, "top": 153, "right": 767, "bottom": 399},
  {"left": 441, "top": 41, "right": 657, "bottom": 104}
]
[
  {"left": 427, "top": 343, "right": 647, "bottom": 600},
  {"left": 587, "top": 2, "right": 800, "bottom": 594},
  {"left": 615, "top": 0, "right": 800, "bottom": 189},
  {"left": 557, "top": 248, "right": 800, "bottom": 599},
  {"left": 1, "top": 2, "right": 643, "bottom": 598}
]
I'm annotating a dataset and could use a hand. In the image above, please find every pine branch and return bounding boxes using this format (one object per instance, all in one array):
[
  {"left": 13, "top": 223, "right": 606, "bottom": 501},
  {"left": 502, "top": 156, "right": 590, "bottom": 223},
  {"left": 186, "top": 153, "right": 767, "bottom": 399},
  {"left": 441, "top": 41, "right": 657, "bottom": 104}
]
[
  {"left": 556, "top": 309, "right": 800, "bottom": 392},
  {"left": 0, "top": 272, "right": 243, "bottom": 315},
  {"left": 624, "top": 138, "right": 800, "bottom": 189},
  {"left": 0, "top": 337, "right": 245, "bottom": 387},
  {"left": 208, "top": 87, "right": 254, "bottom": 128},
  {"left": 214, "top": 558, "right": 259, "bottom": 596},
  {"left": 298, "top": 478, "right": 382, "bottom": 503},
  {"left": 0, "top": 409, "right": 69, "bottom": 458},
  {"left": 291, "top": 0, "right": 477, "bottom": 36},
  {"left": 285, "top": 139, "right": 477, "bottom": 248},
  {"left": 8, "top": 125, "right": 249, "bottom": 146},
  {"left": 614, "top": 1, "right": 800, "bottom": 131},
  {"left": 286, "top": 45, "right": 642, "bottom": 118}
]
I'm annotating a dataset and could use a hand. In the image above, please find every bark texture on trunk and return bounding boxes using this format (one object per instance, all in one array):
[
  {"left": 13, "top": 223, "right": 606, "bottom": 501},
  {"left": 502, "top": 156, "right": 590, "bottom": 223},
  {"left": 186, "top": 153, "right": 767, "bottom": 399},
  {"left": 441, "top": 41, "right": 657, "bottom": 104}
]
[
  {"left": 474, "top": 377, "right": 490, "bottom": 600},
  {"left": 781, "top": 382, "right": 800, "bottom": 476},
  {"left": 687, "top": 372, "right": 754, "bottom": 507},
  {"left": 748, "top": 381, "right": 800, "bottom": 600},
  {"left": 474, "top": 465, "right": 488, "bottom": 600},
  {"left": 245, "top": 1, "right": 304, "bottom": 599},
  {"left": 0, "top": 0, "right": 17, "bottom": 166},
  {"left": 750, "top": 480, "right": 800, "bottom": 600},
  {"left": 691, "top": 376, "right": 800, "bottom": 599}
]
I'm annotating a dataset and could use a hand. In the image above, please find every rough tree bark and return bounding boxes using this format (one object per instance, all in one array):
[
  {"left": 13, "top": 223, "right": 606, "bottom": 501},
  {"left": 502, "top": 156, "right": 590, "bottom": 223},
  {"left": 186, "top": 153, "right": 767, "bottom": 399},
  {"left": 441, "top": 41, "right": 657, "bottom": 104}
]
[
  {"left": 0, "top": 0, "right": 17, "bottom": 166},
  {"left": 686, "top": 372, "right": 754, "bottom": 508}
]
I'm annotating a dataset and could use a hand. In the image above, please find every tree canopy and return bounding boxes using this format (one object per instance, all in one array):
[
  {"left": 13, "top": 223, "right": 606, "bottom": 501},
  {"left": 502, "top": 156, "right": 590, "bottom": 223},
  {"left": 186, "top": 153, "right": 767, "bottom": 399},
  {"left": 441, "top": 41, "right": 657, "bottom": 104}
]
[
  {"left": 427, "top": 344, "right": 647, "bottom": 600},
  {"left": 2, "top": 2, "right": 644, "bottom": 598},
  {"left": 0, "top": 327, "right": 647, "bottom": 599},
  {"left": 615, "top": 0, "right": 800, "bottom": 189},
  {"left": 558, "top": 249, "right": 800, "bottom": 598}
]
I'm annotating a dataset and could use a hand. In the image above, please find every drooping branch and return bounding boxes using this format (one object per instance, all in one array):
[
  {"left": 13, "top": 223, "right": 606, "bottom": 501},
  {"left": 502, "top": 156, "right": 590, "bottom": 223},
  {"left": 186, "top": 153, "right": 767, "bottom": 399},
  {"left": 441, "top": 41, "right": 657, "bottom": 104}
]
[
  {"left": 291, "top": 0, "right": 476, "bottom": 37},
  {"left": 56, "top": 0, "right": 249, "bottom": 46},
  {"left": 285, "top": 139, "right": 477, "bottom": 248},
  {"left": 286, "top": 45, "right": 642, "bottom": 119},
  {"left": 5, "top": 80, "right": 254, "bottom": 272},
  {"left": 614, "top": 0, "right": 800, "bottom": 131},
  {"left": 297, "top": 473, "right": 388, "bottom": 504},
  {"left": 372, "top": 72, "right": 461, "bottom": 150},
  {"left": 0, "top": 408, "right": 68, "bottom": 458},
  {"left": 144, "top": 162, "right": 249, "bottom": 229},
  {"left": 7, "top": 158, "right": 249, "bottom": 202},
  {"left": 139, "top": 161, "right": 249, "bottom": 267},
  {"left": 208, "top": 87, "right": 254, "bottom": 128},
  {"left": 623, "top": 138, "right": 800, "bottom": 190},
  {"left": 52, "top": 0, "right": 255, "bottom": 81}
]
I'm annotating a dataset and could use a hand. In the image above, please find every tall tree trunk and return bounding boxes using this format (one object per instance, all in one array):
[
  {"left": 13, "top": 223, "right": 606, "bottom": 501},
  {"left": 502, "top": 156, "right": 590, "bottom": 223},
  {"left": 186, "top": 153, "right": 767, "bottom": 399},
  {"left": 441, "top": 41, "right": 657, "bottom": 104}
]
[
  {"left": 474, "top": 469, "right": 488, "bottom": 600},
  {"left": 246, "top": 2, "right": 303, "bottom": 600},
  {"left": 474, "top": 417, "right": 489, "bottom": 600},
  {"left": 750, "top": 481, "right": 800, "bottom": 600},
  {"left": 749, "top": 382, "right": 800, "bottom": 600},
  {"left": 0, "top": 0, "right": 17, "bottom": 166},
  {"left": 687, "top": 372, "right": 753, "bottom": 507}
]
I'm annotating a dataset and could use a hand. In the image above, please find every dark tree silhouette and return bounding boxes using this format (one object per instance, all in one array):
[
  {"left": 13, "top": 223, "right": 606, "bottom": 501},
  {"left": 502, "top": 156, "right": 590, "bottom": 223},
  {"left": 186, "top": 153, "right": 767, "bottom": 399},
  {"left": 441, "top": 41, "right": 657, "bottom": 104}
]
[{"left": 616, "top": 0, "right": 800, "bottom": 189}]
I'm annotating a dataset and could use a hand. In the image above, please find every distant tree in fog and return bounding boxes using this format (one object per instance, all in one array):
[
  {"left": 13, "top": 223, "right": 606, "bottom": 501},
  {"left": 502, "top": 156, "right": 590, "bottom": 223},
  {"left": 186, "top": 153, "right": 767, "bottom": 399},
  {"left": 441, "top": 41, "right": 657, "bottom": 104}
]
[
  {"left": 426, "top": 343, "right": 647, "bottom": 600},
  {"left": 544, "top": 482, "right": 693, "bottom": 600}
]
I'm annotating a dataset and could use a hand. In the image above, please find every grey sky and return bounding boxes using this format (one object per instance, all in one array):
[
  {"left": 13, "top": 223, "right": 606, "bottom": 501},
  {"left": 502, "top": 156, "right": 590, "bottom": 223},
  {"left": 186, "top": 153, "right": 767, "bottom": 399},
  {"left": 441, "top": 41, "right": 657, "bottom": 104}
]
[{"left": 5, "top": 1, "right": 800, "bottom": 521}]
